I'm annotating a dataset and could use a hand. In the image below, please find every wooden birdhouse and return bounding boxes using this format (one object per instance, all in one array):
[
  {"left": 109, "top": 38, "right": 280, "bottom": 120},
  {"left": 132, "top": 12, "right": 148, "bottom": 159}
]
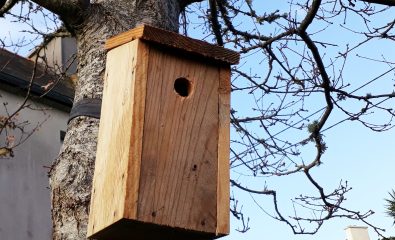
[{"left": 87, "top": 25, "right": 239, "bottom": 240}]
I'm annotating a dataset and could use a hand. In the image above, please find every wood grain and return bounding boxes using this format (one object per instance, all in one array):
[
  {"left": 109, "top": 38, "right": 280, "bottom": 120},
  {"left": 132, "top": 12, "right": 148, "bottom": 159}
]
[
  {"left": 105, "top": 24, "right": 240, "bottom": 65},
  {"left": 124, "top": 40, "right": 149, "bottom": 219},
  {"left": 87, "top": 39, "right": 146, "bottom": 237},
  {"left": 216, "top": 67, "right": 231, "bottom": 235},
  {"left": 88, "top": 31, "right": 232, "bottom": 239},
  {"left": 137, "top": 45, "right": 219, "bottom": 234}
]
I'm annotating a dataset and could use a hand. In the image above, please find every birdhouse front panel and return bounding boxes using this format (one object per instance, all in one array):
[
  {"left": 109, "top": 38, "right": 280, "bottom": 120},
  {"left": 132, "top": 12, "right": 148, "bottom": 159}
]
[
  {"left": 135, "top": 45, "right": 219, "bottom": 233},
  {"left": 87, "top": 25, "right": 239, "bottom": 240}
]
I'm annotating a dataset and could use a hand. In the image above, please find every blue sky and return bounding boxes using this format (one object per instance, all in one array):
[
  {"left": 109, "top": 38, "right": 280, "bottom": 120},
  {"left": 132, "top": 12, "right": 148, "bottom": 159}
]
[
  {"left": 1, "top": 1, "right": 395, "bottom": 240},
  {"left": 217, "top": 2, "right": 395, "bottom": 240},
  {"left": 182, "top": 2, "right": 395, "bottom": 240},
  {"left": 224, "top": 122, "right": 395, "bottom": 240}
]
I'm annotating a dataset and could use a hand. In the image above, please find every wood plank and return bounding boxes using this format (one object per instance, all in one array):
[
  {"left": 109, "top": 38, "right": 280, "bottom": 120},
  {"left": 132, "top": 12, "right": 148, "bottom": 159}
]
[
  {"left": 137, "top": 45, "right": 219, "bottom": 233},
  {"left": 124, "top": 40, "right": 149, "bottom": 219},
  {"left": 104, "top": 26, "right": 145, "bottom": 51},
  {"left": 216, "top": 67, "right": 231, "bottom": 235},
  {"left": 87, "top": 39, "right": 143, "bottom": 237},
  {"left": 105, "top": 24, "right": 240, "bottom": 65}
]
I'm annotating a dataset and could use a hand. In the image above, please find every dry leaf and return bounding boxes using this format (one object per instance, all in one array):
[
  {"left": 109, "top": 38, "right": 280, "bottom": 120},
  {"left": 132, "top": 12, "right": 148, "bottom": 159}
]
[
  {"left": 41, "top": 81, "right": 54, "bottom": 91},
  {"left": 0, "top": 147, "right": 10, "bottom": 157}
]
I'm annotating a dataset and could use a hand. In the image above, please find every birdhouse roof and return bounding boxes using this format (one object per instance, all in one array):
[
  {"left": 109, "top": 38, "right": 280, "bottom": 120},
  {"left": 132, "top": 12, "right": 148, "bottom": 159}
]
[{"left": 105, "top": 24, "right": 240, "bottom": 65}]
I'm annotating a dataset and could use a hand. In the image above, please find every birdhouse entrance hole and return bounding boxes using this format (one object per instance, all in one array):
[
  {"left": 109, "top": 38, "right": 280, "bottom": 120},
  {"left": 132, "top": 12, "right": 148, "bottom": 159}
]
[{"left": 174, "top": 77, "right": 192, "bottom": 97}]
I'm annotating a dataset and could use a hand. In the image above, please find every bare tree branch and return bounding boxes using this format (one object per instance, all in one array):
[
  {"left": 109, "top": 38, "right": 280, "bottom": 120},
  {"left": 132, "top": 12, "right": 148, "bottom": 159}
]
[
  {"left": 208, "top": 0, "right": 223, "bottom": 46},
  {"left": 199, "top": 0, "right": 395, "bottom": 235},
  {"left": 0, "top": 0, "right": 18, "bottom": 17},
  {"left": 30, "top": 0, "right": 90, "bottom": 26},
  {"left": 179, "top": 0, "right": 204, "bottom": 10},
  {"left": 358, "top": 0, "right": 395, "bottom": 6}
]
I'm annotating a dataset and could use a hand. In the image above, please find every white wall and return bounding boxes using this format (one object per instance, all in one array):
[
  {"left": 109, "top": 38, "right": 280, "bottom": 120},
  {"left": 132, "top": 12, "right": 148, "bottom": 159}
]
[
  {"left": 345, "top": 226, "right": 370, "bottom": 240},
  {"left": 0, "top": 89, "right": 69, "bottom": 240}
]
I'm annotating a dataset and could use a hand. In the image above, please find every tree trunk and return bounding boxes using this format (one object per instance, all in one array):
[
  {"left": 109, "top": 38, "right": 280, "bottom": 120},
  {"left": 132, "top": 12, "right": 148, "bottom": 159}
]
[{"left": 49, "top": 1, "right": 180, "bottom": 239}]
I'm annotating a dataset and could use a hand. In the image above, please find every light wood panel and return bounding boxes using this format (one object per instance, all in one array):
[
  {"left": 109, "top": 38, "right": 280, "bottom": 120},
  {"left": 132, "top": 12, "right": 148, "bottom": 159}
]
[
  {"left": 87, "top": 39, "right": 147, "bottom": 237},
  {"left": 124, "top": 40, "right": 149, "bottom": 219},
  {"left": 137, "top": 45, "right": 219, "bottom": 234},
  {"left": 216, "top": 67, "right": 231, "bottom": 235}
]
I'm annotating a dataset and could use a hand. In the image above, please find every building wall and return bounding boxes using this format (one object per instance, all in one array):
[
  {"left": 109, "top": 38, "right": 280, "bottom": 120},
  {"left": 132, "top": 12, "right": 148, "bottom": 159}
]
[
  {"left": 0, "top": 89, "right": 69, "bottom": 240},
  {"left": 30, "top": 37, "right": 77, "bottom": 75},
  {"left": 61, "top": 37, "right": 78, "bottom": 74},
  {"left": 345, "top": 226, "right": 370, "bottom": 240}
]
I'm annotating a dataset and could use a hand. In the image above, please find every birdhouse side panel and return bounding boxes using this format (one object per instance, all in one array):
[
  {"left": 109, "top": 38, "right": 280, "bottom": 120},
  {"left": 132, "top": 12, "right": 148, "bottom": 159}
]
[
  {"left": 137, "top": 46, "right": 220, "bottom": 234},
  {"left": 87, "top": 40, "right": 146, "bottom": 237},
  {"left": 216, "top": 67, "right": 231, "bottom": 235}
]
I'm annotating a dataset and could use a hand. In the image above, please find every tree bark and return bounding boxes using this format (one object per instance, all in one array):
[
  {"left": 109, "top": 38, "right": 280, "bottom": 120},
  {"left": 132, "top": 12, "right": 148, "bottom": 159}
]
[
  {"left": 30, "top": 0, "right": 89, "bottom": 25},
  {"left": 49, "top": 1, "right": 181, "bottom": 239}
]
